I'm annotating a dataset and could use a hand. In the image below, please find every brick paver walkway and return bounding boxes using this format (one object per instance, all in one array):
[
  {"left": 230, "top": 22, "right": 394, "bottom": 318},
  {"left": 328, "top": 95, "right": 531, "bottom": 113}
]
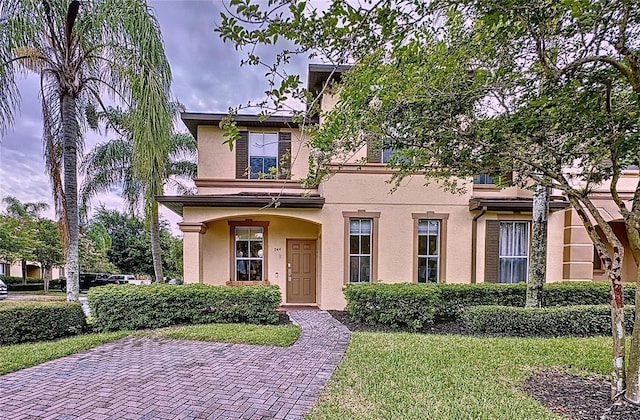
[{"left": 0, "top": 311, "right": 350, "bottom": 420}]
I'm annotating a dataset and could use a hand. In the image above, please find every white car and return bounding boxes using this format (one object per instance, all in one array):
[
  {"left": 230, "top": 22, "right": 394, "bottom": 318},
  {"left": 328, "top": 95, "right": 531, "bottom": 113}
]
[
  {"left": 105, "top": 274, "right": 136, "bottom": 285},
  {"left": 0, "top": 279, "right": 7, "bottom": 300}
]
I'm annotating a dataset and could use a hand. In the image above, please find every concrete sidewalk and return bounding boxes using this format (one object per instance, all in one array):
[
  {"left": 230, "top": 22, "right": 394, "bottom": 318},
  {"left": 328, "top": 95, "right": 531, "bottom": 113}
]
[{"left": 0, "top": 311, "right": 350, "bottom": 419}]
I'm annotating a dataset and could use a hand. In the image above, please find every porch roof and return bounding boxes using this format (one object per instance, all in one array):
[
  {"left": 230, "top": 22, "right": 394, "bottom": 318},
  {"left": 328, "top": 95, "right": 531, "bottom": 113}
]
[
  {"left": 468, "top": 196, "right": 570, "bottom": 212},
  {"left": 156, "top": 193, "right": 325, "bottom": 216}
]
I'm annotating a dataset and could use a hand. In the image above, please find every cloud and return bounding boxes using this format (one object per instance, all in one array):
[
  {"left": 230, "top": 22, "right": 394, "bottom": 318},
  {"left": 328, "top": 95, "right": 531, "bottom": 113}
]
[{"left": 1, "top": 0, "right": 313, "bottom": 232}]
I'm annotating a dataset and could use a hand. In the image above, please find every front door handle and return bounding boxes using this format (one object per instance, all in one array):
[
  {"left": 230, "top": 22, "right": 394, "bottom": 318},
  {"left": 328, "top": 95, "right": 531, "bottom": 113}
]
[{"left": 287, "top": 262, "right": 292, "bottom": 282}]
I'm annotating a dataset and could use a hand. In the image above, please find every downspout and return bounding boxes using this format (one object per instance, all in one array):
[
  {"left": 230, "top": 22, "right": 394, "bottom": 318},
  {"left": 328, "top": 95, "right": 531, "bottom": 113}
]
[{"left": 471, "top": 207, "right": 488, "bottom": 284}]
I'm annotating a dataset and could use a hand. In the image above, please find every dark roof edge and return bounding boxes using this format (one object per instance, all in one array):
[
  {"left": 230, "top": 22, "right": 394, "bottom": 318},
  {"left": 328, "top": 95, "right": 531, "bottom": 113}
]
[
  {"left": 180, "top": 113, "right": 302, "bottom": 138},
  {"left": 469, "top": 197, "right": 570, "bottom": 212},
  {"left": 157, "top": 194, "right": 325, "bottom": 216}
]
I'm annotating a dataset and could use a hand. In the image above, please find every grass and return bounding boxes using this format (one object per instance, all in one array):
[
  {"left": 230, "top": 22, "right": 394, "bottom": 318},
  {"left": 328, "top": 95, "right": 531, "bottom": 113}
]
[
  {"left": 1, "top": 296, "right": 66, "bottom": 306},
  {"left": 0, "top": 322, "right": 301, "bottom": 376},
  {"left": 144, "top": 323, "right": 301, "bottom": 347},
  {"left": 7, "top": 290, "right": 67, "bottom": 296},
  {"left": 308, "top": 332, "right": 611, "bottom": 420},
  {"left": 0, "top": 331, "right": 128, "bottom": 375}
]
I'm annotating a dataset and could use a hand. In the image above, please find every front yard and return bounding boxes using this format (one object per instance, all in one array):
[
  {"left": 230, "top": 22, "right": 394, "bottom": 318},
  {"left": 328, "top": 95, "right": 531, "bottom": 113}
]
[{"left": 309, "top": 332, "right": 612, "bottom": 419}]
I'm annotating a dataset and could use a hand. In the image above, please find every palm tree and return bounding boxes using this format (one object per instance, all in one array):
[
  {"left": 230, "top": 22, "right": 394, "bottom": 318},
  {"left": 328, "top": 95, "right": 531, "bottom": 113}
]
[
  {"left": 0, "top": 0, "right": 172, "bottom": 301},
  {"left": 81, "top": 105, "right": 196, "bottom": 282}
]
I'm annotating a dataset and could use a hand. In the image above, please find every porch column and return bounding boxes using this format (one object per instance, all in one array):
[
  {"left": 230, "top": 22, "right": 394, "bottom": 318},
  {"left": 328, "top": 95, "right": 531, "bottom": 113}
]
[
  {"left": 179, "top": 222, "right": 208, "bottom": 284},
  {"left": 562, "top": 208, "right": 594, "bottom": 281}
]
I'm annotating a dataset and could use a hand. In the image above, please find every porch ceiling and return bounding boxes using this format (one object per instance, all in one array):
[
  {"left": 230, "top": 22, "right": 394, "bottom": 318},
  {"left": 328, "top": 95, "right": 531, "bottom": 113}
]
[
  {"left": 156, "top": 193, "right": 325, "bottom": 216},
  {"left": 469, "top": 196, "right": 570, "bottom": 212}
]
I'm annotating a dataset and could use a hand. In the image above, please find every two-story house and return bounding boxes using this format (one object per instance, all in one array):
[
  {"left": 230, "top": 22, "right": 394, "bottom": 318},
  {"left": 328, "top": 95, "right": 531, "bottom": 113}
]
[{"left": 158, "top": 64, "right": 639, "bottom": 310}]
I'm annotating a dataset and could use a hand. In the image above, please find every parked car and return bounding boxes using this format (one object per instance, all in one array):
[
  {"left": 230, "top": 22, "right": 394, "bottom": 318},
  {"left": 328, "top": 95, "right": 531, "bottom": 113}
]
[
  {"left": 103, "top": 274, "right": 136, "bottom": 285},
  {"left": 0, "top": 279, "right": 7, "bottom": 300},
  {"left": 59, "top": 273, "right": 109, "bottom": 291}
]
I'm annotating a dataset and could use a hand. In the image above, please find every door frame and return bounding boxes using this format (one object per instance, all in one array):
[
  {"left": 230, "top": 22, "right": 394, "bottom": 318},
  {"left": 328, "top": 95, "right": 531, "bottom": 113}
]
[{"left": 286, "top": 238, "right": 318, "bottom": 304}]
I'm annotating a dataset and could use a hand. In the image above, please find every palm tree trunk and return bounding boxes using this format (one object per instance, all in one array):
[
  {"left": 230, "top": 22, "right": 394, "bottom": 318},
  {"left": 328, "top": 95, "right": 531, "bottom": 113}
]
[
  {"left": 150, "top": 201, "right": 164, "bottom": 283},
  {"left": 62, "top": 94, "right": 80, "bottom": 302},
  {"left": 526, "top": 183, "right": 549, "bottom": 307}
]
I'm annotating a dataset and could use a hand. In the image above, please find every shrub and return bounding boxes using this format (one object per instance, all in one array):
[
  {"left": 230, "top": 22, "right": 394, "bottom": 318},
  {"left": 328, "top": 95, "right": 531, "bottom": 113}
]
[
  {"left": 461, "top": 305, "right": 635, "bottom": 337},
  {"left": 88, "top": 284, "right": 282, "bottom": 332},
  {"left": 0, "top": 301, "right": 87, "bottom": 345},
  {"left": 436, "top": 282, "right": 636, "bottom": 319},
  {"left": 345, "top": 283, "right": 440, "bottom": 331},
  {"left": 436, "top": 283, "right": 527, "bottom": 319}
]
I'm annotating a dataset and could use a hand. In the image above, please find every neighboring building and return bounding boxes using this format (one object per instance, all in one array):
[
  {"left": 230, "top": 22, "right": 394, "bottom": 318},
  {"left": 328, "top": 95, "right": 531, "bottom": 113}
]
[
  {"left": 0, "top": 260, "right": 64, "bottom": 279},
  {"left": 158, "top": 65, "right": 639, "bottom": 310}
]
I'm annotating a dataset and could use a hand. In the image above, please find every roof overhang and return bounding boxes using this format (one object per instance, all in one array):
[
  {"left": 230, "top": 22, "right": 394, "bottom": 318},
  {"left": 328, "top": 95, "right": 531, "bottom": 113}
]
[
  {"left": 307, "top": 64, "right": 352, "bottom": 95},
  {"left": 469, "top": 197, "right": 570, "bottom": 212},
  {"left": 181, "top": 113, "right": 301, "bottom": 138},
  {"left": 157, "top": 194, "right": 325, "bottom": 216}
]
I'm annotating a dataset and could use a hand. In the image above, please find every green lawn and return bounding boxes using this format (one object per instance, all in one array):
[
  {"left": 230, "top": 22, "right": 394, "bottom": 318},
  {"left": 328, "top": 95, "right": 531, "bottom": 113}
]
[
  {"left": 140, "top": 323, "right": 301, "bottom": 347},
  {"left": 308, "top": 332, "right": 611, "bottom": 419},
  {"left": 0, "top": 331, "right": 129, "bottom": 375},
  {"left": 0, "top": 323, "right": 301, "bottom": 376}
]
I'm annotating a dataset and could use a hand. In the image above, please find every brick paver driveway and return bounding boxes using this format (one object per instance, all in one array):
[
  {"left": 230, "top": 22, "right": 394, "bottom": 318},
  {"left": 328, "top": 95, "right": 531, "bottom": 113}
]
[{"left": 0, "top": 311, "right": 350, "bottom": 420}]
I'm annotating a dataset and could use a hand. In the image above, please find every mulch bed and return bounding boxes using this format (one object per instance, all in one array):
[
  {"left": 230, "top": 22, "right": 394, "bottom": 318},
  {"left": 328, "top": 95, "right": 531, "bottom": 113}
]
[{"left": 328, "top": 311, "right": 640, "bottom": 419}]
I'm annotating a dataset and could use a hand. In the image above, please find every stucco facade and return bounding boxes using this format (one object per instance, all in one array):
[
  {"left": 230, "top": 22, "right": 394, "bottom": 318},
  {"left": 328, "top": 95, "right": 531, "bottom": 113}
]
[{"left": 158, "top": 65, "right": 639, "bottom": 310}]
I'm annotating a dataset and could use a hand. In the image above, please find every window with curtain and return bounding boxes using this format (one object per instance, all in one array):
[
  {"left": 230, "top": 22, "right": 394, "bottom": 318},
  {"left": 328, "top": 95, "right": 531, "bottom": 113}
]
[
  {"left": 349, "top": 219, "right": 372, "bottom": 282},
  {"left": 235, "top": 227, "right": 264, "bottom": 281},
  {"left": 498, "top": 221, "right": 529, "bottom": 283},
  {"left": 249, "top": 132, "right": 278, "bottom": 179},
  {"left": 417, "top": 220, "right": 440, "bottom": 283}
]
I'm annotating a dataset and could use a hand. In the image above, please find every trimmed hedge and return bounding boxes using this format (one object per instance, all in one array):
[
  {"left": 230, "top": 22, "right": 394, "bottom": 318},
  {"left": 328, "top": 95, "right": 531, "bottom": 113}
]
[
  {"left": 345, "top": 283, "right": 440, "bottom": 331},
  {"left": 0, "top": 302, "right": 87, "bottom": 345},
  {"left": 461, "top": 305, "right": 635, "bottom": 337},
  {"left": 437, "top": 282, "right": 636, "bottom": 319},
  {"left": 88, "top": 284, "right": 282, "bottom": 332},
  {"left": 344, "top": 282, "right": 638, "bottom": 330},
  {"left": 1, "top": 276, "right": 61, "bottom": 291},
  {"left": 1, "top": 275, "right": 43, "bottom": 284}
]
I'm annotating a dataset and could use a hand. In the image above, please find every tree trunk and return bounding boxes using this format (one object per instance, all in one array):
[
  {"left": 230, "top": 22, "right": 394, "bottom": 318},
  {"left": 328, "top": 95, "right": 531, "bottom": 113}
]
[
  {"left": 623, "top": 214, "right": 640, "bottom": 403},
  {"left": 608, "top": 246, "right": 626, "bottom": 401},
  {"left": 62, "top": 94, "right": 80, "bottom": 302},
  {"left": 43, "top": 265, "right": 51, "bottom": 295},
  {"left": 150, "top": 201, "right": 164, "bottom": 283},
  {"left": 21, "top": 259, "right": 26, "bottom": 284},
  {"left": 526, "top": 183, "right": 549, "bottom": 307}
]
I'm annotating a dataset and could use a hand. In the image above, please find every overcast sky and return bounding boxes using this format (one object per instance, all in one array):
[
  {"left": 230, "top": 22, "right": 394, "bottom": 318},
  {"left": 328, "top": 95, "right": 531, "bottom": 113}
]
[{"left": 0, "top": 0, "right": 310, "bottom": 232}]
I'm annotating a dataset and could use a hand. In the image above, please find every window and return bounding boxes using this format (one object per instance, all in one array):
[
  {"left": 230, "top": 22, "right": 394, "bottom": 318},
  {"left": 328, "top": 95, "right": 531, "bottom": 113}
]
[
  {"left": 417, "top": 220, "right": 440, "bottom": 283},
  {"left": 249, "top": 132, "right": 278, "bottom": 179},
  {"left": 0, "top": 263, "right": 6, "bottom": 276},
  {"left": 473, "top": 174, "right": 494, "bottom": 184},
  {"left": 498, "top": 221, "right": 529, "bottom": 283},
  {"left": 381, "top": 148, "right": 394, "bottom": 164},
  {"left": 593, "top": 245, "right": 603, "bottom": 271},
  {"left": 349, "top": 219, "right": 372, "bottom": 282},
  {"left": 235, "top": 227, "right": 264, "bottom": 281}
]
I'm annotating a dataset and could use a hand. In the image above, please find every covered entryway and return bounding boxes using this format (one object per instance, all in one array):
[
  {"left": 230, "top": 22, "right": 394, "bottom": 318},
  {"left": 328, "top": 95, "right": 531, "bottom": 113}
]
[{"left": 287, "top": 239, "right": 317, "bottom": 303}]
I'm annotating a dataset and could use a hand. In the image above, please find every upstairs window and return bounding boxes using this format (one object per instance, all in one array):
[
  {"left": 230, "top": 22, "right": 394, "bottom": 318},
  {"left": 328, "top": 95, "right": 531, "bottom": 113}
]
[
  {"left": 381, "top": 148, "right": 395, "bottom": 164},
  {"left": 473, "top": 174, "right": 494, "bottom": 184},
  {"left": 249, "top": 132, "right": 278, "bottom": 179}
]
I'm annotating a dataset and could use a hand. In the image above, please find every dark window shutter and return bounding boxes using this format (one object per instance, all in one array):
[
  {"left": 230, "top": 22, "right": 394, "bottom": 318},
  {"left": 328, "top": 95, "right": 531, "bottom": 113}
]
[
  {"left": 278, "top": 132, "right": 291, "bottom": 179},
  {"left": 484, "top": 220, "right": 500, "bottom": 283},
  {"left": 236, "top": 131, "right": 249, "bottom": 179},
  {"left": 367, "top": 139, "right": 382, "bottom": 163}
]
